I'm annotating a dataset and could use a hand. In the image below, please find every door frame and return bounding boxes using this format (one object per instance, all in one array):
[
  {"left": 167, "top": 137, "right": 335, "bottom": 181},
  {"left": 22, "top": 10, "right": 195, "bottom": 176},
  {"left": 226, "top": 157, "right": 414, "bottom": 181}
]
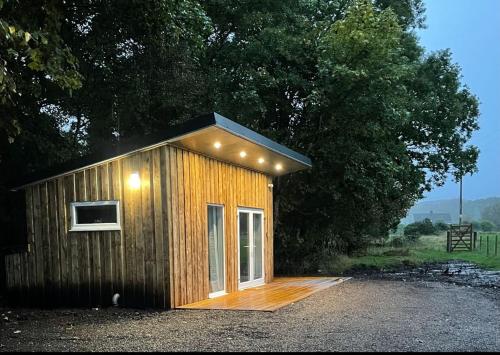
[
  {"left": 207, "top": 203, "right": 226, "bottom": 299},
  {"left": 237, "top": 207, "right": 265, "bottom": 290}
]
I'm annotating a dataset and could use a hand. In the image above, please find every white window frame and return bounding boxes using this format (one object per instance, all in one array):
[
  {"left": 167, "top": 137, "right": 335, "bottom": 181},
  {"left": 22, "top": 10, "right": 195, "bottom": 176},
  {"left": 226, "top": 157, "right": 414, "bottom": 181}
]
[
  {"left": 69, "top": 200, "right": 121, "bottom": 232},
  {"left": 208, "top": 203, "right": 226, "bottom": 299}
]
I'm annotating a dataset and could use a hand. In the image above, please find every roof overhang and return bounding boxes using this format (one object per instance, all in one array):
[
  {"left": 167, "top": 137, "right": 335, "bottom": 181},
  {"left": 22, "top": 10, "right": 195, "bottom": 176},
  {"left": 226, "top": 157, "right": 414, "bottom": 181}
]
[
  {"left": 168, "top": 113, "right": 311, "bottom": 176},
  {"left": 10, "top": 112, "right": 312, "bottom": 190}
]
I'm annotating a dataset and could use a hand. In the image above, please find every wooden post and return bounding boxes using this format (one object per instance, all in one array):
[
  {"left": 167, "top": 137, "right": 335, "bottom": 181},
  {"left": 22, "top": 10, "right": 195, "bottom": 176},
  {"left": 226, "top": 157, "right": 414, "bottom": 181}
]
[
  {"left": 479, "top": 234, "right": 482, "bottom": 252},
  {"left": 459, "top": 178, "right": 463, "bottom": 225},
  {"left": 487, "top": 235, "right": 490, "bottom": 256},
  {"left": 473, "top": 232, "right": 477, "bottom": 250},
  {"left": 495, "top": 235, "right": 498, "bottom": 257},
  {"left": 447, "top": 231, "right": 451, "bottom": 253}
]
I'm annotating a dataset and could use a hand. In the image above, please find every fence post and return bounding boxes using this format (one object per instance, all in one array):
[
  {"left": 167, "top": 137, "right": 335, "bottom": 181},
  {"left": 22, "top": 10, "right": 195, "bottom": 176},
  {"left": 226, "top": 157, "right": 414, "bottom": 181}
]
[
  {"left": 473, "top": 232, "right": 477, "bottom": 250},
  {"left": 495, "top": 235, "right": 498, "bottom": 257},
  {"left": 447, "top": 231, "right": 450, "bottom": 253},
  {"left": 479, "top": 234, "right": 482, "bottom": 252},
  {"left": 487, "top": 235, "right": 490, "bottom": 256}
]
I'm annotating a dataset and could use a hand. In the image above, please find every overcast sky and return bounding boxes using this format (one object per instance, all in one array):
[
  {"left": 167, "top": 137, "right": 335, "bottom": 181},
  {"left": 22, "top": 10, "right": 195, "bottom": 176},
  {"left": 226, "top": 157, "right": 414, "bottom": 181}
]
[{"left": 416, "top": 0, "right": 500, "bottom": 201}]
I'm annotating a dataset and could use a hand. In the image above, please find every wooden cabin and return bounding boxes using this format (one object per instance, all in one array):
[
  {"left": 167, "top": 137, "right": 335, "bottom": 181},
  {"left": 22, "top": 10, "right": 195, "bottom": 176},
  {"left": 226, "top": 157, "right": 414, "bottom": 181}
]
[{"left": 4, "top": 113, "right": 311, "bottom": 309}]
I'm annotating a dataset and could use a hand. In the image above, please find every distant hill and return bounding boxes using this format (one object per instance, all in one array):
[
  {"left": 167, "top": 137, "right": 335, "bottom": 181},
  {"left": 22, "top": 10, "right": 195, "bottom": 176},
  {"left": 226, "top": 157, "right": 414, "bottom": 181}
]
[{"left": 401, "top": 197, "right": 500, "bottom": 225}]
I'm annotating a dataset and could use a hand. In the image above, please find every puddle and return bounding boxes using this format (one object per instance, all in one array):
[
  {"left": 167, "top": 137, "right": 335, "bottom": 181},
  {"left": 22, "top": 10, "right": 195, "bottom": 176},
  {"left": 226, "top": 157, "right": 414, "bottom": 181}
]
[{"left": 351, "top": 261, "right": 500, "bottom": 288}]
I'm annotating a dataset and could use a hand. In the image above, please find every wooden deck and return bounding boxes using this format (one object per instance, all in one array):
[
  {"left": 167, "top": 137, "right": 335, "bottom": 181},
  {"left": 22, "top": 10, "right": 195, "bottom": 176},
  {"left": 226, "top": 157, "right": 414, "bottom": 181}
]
[{"left": 176, "top": 277, "right": 350, "bottom": 312}]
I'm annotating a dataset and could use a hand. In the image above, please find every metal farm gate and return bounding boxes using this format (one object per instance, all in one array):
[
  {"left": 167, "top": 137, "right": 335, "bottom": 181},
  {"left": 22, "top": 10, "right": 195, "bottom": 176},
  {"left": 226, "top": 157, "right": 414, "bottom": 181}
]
[{"left": 447, "top": 224, "right": 473, "bottom": 252}]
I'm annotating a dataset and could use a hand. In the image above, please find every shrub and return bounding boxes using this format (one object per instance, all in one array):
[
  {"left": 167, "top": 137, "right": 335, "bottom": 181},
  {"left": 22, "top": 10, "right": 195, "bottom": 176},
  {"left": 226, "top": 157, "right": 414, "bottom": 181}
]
[
  {"left": 434, "top": 221, "right": 449, "bottom": 231},
  {"left": 419, "top": 218, "right": 436, "bottom": 235},
  {"left": 391, "top": 236, "right": 405, "bottom": 247},
  {"left": 318, "top": 254, "right": 353, "bottom": 274},
  {"left": 470, "top": 220, "right": 481, "bottom": 231},
  {"left": 403, "top": 223, "right": 420, "bottom": 237},
  {"left": 480, "top": 220, "right": 496, "bottom": 232},
  {"left": 404, "top": 232, "right": 421, "bottom": 243},
  {"left": 404, "top": 218, "right": 436, "bottom": 241}
]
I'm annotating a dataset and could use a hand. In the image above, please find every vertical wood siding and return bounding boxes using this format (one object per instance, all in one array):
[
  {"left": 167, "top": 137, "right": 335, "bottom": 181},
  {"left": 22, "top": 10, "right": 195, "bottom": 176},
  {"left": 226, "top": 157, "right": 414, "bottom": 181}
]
[
  {"left": 166, "top": 146, "right": 273, "bottom": 308},
  {"left": 4, "top": 144, "right": 273, "bottom": 309}
]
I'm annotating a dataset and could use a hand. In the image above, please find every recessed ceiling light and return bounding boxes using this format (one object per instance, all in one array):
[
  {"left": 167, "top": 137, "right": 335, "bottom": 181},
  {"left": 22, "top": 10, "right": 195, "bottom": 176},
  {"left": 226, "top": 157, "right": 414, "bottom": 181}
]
[
  {"left": 258, "top": 158, "right": 265, "bottom": 164},
  {"left": 214, "top": 141, "right": 221, "bottom": 149},
  {"left": 240, "top": 151, "right": 247, "bottom": 158},
  {"left": 275, "top": 163, "right": 283, "bottom": 171}
]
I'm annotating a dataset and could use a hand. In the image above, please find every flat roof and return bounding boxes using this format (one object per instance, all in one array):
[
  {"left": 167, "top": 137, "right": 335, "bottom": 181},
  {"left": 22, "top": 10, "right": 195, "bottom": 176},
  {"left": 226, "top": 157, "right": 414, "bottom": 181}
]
[{"left": 10, "top": 112, "right": 312, "bottom": 190}]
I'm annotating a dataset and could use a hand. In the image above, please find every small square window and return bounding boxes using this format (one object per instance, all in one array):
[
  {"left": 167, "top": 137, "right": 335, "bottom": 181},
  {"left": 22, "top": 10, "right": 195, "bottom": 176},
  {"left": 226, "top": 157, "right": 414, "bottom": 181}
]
[{"left": 70, "top": 201, "right": 121, "bottom": 232}]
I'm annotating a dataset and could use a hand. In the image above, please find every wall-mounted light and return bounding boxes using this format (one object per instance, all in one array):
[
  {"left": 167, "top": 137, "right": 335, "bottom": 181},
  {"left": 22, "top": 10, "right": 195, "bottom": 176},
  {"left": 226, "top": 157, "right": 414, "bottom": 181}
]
[
  {"left": 128, "top": 172, "right": 141, "bottom": 189},
  {"left": 239, "top": 151, "right": 247, "bottom": 158},
  {"left": 275, "top": 163, "right": 283, "bottom": 171},
  {"left": 214, "top": 141, "right": 221, "bottom": 149},
  {"left": 258, "top": 158, "right": 265, "bottom": 164}
]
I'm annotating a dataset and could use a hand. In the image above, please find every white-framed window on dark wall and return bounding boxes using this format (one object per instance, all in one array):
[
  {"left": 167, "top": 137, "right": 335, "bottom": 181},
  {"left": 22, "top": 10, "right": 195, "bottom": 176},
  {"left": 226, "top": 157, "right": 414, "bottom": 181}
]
[{"left": 69, "top": 200, "right": 121, "bottom": 232}]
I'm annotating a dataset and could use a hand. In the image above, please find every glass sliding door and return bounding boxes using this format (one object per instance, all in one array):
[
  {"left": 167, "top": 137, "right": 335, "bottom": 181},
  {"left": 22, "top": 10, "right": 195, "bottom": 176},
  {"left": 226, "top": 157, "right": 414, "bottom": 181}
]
[
  {"left": 239, "top": 212, "right": 250, "bottom": 283},
  {"left": 238, "top": 208, "right": 265, "bottom": 289},
  {"left": 208, "top": 205, "right": 225, "bottom": 297},
  {"left": 253, "top": 213, "right": 263, "bottom": 280}
]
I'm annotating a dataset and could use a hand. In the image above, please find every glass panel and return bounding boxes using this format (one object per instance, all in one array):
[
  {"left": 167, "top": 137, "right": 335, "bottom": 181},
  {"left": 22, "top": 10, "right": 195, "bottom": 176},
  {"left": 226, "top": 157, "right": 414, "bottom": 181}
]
[
  {"left": 253, "top": 214, "right": 263, "bottom": 280},
  {"left": 76, "top": 204, "right": 117, "bottom": 224},
  {"left": 208, "top": 206, "right": 224, "bottom": 294},
  {"left": 239, "top": 212, "right": 250, "bottom": 283}
]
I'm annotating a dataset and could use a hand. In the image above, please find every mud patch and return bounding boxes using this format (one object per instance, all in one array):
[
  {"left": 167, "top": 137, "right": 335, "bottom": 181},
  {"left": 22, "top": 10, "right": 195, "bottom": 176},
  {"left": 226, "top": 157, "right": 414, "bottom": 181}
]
[{"left": 348, "top": 261, "right": 500, "bottom": 288}]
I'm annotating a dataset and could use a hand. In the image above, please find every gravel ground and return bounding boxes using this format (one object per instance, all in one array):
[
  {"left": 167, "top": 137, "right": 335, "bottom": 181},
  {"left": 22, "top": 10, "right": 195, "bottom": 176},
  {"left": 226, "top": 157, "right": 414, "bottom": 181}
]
[{"left": 1, "top": 279, "right": 499, "bottom": 352}]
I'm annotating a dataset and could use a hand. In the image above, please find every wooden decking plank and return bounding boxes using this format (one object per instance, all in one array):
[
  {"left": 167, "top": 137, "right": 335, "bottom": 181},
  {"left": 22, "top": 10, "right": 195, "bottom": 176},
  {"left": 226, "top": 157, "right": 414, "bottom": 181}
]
[{"left": 177, "top": 277, "right": 350, "bottom": 312}]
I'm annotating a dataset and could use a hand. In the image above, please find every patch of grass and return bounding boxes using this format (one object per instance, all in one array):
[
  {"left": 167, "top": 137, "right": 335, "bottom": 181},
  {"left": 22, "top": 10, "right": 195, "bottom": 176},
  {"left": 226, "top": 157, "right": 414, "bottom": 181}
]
[
  {"left": 318, "top": 254, "right": 354, "bottom": 274},
  {"left": 323, "top": 233, "right": 500, "bottom": 274}
]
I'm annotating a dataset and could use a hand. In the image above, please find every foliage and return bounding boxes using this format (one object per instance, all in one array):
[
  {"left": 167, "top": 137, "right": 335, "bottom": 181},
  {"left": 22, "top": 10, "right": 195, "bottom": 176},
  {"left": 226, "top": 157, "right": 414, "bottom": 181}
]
[
  {"left": 52, "top": 0, "right": 212, "bottom": 153},
  {"left": 391, "top": 236, "right": 405, "bottom": 248},
  {"left": 202, "top": 0, "right": 479, "bottom": 273},
  {"left": 434, "top": 221, "right": 449, "bottom": 232},
  {"left": 481, "top": 202, "right": 500, "bottom": 228},
  {"left": 0, "top": 0, "right": 81, "bottom": 154},
  {"left": 469, "top": 220, "right": 482, "bottom": 231},
  {"left": 464, "top": 219, "right": 497, "bottom": 232},
  {"left": 480, "top": 220, "right": 496, "bottom": 232},
  {"left": 404, "top": 218, "right": 436, "bottom": 242}
]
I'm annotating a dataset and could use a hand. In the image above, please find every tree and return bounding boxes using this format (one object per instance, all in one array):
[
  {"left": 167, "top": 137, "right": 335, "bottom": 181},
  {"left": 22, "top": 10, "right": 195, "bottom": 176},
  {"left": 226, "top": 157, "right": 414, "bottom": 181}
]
[
  {"left": 469, "top": 220, "right": 481, "bottom": 231},
  {"left": 404, "top": 218, "right": 436, "bottom": 242},
  {"left": 204, "top": 0, "right": 479, "bottom": 272},
  {"left": 0, "top": 0, "right": 81, "bottom": 155},
  {"left": 481, "top": 203, "right": 500, "bottom": 229},
  {"left": 480, "top": 220, "right": 496, "bottom": 232},
  {"left": 50, "top": 0, "right": 212, "bottom": 154},
  {"left": 434, "top": 221, "right": 449, "bottom": 232}
]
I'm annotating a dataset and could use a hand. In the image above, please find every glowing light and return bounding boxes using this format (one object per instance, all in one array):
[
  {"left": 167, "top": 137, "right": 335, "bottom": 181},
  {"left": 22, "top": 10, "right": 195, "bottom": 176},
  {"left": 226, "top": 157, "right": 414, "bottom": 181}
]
[
  {"left": 275, "top": 163, "right": 283, "bottom": 171},
  {"left": 239, "top": 151, "right": 247, "bottom": 158},
  {"left": 128, "top": 172, "right": 141, "bottom": 189},
  {"left": 258, "top": 158, "right": 265, "bottom": 164},
  {"left": 214, "top": 141, "right": 221, "bottom": 149}
]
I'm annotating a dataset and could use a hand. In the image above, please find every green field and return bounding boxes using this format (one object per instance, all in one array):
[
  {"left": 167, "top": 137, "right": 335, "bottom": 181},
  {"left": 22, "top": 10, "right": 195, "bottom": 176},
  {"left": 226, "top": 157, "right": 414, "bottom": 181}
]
[{"left": 321, "top": 233, "right": 500, "bottom": 274}]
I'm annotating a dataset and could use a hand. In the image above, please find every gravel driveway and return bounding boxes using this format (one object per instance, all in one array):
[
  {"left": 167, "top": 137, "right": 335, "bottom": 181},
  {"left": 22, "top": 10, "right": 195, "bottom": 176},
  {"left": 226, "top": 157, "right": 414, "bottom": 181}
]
[{"left": 1, "top": 279, "right": 499, "bottom": 352}]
